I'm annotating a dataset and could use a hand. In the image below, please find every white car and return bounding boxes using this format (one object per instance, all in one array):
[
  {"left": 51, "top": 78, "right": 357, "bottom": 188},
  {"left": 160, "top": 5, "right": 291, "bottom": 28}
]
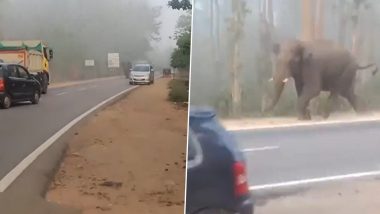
[{"left": 129, "top": 64, "right": 154, "bottom": 85}]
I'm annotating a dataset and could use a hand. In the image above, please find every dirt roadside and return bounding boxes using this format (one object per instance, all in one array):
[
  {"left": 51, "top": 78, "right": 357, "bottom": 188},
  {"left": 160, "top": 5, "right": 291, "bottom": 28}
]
[
  {"left": 222, "top": 111, "right": 380, "bottom": 130},
  {"left": 255, "top": 179, "right": 380, "bottom": 214},
  {"left": 46, "top": 78, "right": 187, "bottom": 214}
]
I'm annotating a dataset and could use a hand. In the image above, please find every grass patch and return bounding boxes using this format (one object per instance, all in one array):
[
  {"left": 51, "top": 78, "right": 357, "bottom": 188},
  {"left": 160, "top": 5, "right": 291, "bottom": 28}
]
[{"left": 168, "top": 79, "right": 188, "bottom": 103}]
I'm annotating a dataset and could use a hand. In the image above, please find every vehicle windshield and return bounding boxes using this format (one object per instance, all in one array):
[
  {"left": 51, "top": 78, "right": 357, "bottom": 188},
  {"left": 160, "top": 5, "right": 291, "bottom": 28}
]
[
  {"left": 132, "top": 65, "right": 150, "bottom": 72},
  {"left": 0, "top": 65, "right": 3, "bottom": 77}
]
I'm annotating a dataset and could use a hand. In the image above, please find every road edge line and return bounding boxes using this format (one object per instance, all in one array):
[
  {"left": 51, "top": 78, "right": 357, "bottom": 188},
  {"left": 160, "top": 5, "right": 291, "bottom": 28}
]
[
  {"left": 226, "top": 117, "right": 380, "bottom": 131},
  {"left": 0, "top": 85, "right": 139, "bottom": 192},
  {"left": 249, "top": 170, "right": 380, "bottom": 191}
]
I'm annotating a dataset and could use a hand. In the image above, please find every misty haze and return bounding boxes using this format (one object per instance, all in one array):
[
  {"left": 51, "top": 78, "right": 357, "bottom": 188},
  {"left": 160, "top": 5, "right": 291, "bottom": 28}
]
[
  {"left": 191, "top": 0, "right": 380, "bottom": 122},
  {"left": 0, "top": 0, "right": 184, "bottom": 82}
]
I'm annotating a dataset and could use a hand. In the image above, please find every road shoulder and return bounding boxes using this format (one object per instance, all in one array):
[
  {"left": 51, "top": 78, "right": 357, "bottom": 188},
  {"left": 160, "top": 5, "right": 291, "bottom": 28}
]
[{"left": 46, "top": 78, "right": 187, "bottom": 213}]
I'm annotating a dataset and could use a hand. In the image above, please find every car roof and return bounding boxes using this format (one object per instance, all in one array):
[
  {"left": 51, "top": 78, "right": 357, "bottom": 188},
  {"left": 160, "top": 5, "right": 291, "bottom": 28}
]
[
  {"left": 189, "top": 106, "right": 216, "bottom": 119},
  {"left": 134, "top": 63, "right": 151, "bottom": 66}
]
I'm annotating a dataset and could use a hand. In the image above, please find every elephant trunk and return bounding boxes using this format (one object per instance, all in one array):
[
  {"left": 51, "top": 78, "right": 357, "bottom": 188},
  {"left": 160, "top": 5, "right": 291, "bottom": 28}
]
[{"left": 265, "top": 78, "right": 286, "bottom": 112}]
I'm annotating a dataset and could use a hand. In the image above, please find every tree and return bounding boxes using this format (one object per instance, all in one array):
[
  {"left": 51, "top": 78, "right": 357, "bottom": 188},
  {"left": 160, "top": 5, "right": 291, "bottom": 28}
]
[
  {"left": 258, "top": 0, "right": 276, "bottom": 113},
  {"left": 170, "top": 10, "right": 191, "bottom": 70},
  {"left": 168, "top": 0, "right": 192, "bottom": 10},
  {"left": 170, "top": 32, "right": 190, "bottom": 69},
  {"left": 227, "top": 0, "right": 249, "bottom": 116},
  {"left": 173, "top": 11, "right": 191, "bottom": 39},
  {"left": 314, "top": 0, "right": 325, "bottom": 39},
  {"left": 301, "top": 0, "right": 315, "bottom": 41}
]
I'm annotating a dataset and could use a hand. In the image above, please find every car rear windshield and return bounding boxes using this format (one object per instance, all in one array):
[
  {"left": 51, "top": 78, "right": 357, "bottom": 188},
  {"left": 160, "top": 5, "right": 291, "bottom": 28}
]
[
  {"left": 133, "top": 65, "right": 150, "bottom": 72},
  {"left": 0, "top": 65, "right": 3, "bottom": 77}
]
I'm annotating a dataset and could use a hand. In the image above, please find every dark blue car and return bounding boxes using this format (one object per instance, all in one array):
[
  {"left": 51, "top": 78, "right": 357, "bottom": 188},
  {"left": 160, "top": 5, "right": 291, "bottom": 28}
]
[{"left": 186, "top": 107, "right": 254, "bottom": 214}]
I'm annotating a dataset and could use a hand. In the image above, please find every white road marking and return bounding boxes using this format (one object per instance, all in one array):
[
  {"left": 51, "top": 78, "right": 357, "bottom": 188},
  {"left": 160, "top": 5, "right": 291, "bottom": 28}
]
[
  {"left": 242, "top": 146, "right": 280, "bottom": 152},
  {"left": 56, "top": 92, "right": 67, "bottom": 96},
  {"left": 0, "top": 85, "right": 139, "bottom": 192},
  {"left": 250, "top": 170, "right": 380, "bottom": 191},
  {"left": 227, "top": 117, "right": 380, "bottom": 131}
]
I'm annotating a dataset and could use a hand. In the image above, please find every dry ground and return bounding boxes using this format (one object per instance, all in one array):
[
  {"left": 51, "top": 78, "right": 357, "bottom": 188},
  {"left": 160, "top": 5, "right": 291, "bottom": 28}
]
[
  {"left": 46, "top": 78, "right": 187, "bottom": 214},
  {"left": 222, "top": 111, "right": 380, "bottom": 131}
]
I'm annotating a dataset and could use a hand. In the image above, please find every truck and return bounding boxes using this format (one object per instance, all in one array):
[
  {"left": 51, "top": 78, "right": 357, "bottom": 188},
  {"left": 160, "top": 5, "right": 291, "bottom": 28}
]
[{"left": 0, "top": 40, "right": 53, "bottom": 94}]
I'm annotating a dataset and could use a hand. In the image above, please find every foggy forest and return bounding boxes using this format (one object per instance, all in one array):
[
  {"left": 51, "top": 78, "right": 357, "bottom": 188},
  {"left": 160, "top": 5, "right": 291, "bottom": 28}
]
[
  {"left": 0, "top": 0, "right": 184, "bottom": 82},
  {"left": 191, "top": 0, "right": 380, "bottom": 118}
]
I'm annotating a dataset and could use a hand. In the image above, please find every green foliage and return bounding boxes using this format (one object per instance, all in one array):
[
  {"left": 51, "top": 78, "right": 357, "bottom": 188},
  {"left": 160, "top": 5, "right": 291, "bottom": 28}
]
[
  {"left": 170, "top": 32, "right": 191, "bottom": 69},
  {"left": 168, "top": 0, "right": 192, "bottom": 10},
  {"left": 170, "top": 10, "right": 191, "bottom": 69},
  {"left": 173, "top": 12, "right": 191, "bottom": 39},
  {"left": 168, "top": 79, "right": 188, "bottom": 102}
]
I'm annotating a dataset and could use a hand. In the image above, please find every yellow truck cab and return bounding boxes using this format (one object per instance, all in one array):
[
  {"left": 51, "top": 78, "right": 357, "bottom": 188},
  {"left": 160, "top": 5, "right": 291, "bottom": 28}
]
[{"left": 0, "top": 40, "right": 53, "bottom": 94}]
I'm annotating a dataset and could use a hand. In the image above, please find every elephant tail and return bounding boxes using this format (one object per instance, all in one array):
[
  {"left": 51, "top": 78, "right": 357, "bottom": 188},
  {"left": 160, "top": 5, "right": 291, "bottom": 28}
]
[{"left": 357, "top": 63, "right": 378, "bottom": 76}]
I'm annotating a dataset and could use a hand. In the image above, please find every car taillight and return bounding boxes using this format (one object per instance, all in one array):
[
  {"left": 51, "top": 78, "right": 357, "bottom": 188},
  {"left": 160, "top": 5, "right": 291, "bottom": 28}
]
[
  {"left": 0, "top": 78, "right": 4, "bottom": 92},
  {"left": 233, "top": 161, "right": 249, "bottom": 197}
]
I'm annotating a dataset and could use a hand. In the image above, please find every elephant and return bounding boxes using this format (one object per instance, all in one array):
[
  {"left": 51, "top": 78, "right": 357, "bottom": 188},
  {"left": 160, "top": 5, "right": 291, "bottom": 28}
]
[{"left": 265, "top": 39, "right": 378, "bottom": 120}]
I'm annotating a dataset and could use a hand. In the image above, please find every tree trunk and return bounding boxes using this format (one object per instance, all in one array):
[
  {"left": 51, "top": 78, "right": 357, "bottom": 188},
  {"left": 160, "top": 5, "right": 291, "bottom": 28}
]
[
  {"left": 231, "top": 42, "right": 242, "bottom": 115},
  {"left": 314, "top": 0, "right": 324, "bottom": 39},
  {"left": 259, "top": 0, "right": 275, "bottom": 113},
  {"left": 301, "top": 0, "right": 315, "bottom": 41},
  {"left": 229, "top": 0, "right": 246, "bottom": 116},
  {"left": 266, "top": 0, "right": 274, "bottom": 26},
  {"left": 337, "top": 0, "right": 347, "bottom": 46}
]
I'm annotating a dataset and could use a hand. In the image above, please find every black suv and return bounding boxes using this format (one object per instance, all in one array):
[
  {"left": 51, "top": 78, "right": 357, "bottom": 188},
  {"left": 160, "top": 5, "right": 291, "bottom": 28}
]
[
  {"left": 187, "top": 107, "right": 254, "bottom": 214},
  {"left": 0, "top": 63, "right": 41, "bottom": 109}
]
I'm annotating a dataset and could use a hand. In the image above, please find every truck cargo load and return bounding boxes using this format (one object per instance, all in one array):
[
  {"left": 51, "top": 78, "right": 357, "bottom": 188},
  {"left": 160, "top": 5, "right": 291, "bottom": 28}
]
[{"left": 0, "top": 40, "right": 53, "bottom": 94}]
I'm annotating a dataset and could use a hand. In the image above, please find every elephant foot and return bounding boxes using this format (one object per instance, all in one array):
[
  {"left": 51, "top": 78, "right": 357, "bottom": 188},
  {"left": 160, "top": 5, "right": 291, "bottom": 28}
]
[
  {"left": 298, "top": 115, "right": 311, "bottom": 121},
  {"left": 322, "top": 112, "right": 330, "bottom": 120},
  {"left": 298, "top": 110, "right": 311, "bottom": 121}
]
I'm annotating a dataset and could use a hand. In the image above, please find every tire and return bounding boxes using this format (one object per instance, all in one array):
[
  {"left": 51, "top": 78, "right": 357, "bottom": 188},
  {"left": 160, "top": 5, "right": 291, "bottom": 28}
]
[
  {"left": 41, "top": 73, "right": 48, "bottom": 94},
  {"left": 129, "top": 82, "right": 134, "bottom": 85},
  {"left": 31, "top": 91, "right": 40, "bottom": 104},
  {"left": 1, "top": 95, "right": 11, "bottom": 109}
]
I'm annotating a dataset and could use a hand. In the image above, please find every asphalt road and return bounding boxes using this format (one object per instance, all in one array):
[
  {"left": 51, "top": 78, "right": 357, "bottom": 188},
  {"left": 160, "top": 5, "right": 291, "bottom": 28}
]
[
  {"left": 232, "top": 121, "right": 380, "bottom": 187},
  {"left": 0, "top": 76, "right": 133, "bottom": 179}
]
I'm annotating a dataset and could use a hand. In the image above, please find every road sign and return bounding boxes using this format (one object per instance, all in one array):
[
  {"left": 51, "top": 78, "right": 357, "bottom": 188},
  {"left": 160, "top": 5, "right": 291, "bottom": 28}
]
[
  {"left": 108, "top": 53, "right": 120, "bottom": 68},
  {"left": 85, "top": 59, "right": 95, "bottom": 67}
]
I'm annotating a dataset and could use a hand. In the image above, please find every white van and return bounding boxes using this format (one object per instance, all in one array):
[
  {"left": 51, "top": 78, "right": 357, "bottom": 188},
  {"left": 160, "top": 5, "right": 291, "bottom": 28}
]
[{"left": 129, "top": 63, "right": 154, "bottom": 85}]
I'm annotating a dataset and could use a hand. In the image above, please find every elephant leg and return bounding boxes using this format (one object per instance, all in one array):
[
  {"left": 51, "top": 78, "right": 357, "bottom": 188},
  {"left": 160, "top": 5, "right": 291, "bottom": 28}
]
[
  {"left": 297, "top": 90, "right": 319, "bottom": 120},
  {"left": 322, "top": 93, "right": 338, "bottom": 119},
  {"left": 341, "top": 89, "right": 362, "bottom": 113}
]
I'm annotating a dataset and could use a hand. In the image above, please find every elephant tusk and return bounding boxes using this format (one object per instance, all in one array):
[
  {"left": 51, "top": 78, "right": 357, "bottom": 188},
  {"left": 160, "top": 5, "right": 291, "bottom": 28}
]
[
  {"left": 268, "top": 78, "right": 274, "bottom": 82},
  {"left": 282, "top": 78, "right": 289, "bottom": 83}
]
